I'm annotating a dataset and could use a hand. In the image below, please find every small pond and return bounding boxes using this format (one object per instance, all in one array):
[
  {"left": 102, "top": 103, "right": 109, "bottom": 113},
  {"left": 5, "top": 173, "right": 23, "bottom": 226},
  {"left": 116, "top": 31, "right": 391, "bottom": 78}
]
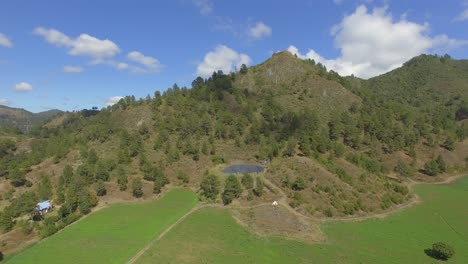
[{"left": 222, "top": 164, "right": 265, "bottom": 174}]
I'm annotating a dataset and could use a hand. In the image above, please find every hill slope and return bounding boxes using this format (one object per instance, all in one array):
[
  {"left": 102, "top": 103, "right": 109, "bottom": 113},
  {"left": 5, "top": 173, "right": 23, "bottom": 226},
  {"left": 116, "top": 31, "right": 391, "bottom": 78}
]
[
  {"left": 0, "top": 52, "right": 467, "bottom": 255},
  {"left": 0, "top": 105, "right": 63, "bottom": 133}
]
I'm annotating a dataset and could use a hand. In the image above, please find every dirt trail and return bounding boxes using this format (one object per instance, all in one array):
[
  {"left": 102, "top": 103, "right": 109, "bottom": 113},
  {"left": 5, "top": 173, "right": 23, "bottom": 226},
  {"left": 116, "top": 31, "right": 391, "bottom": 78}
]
[
  {"left": 262, "top": 177, "right": 313, "bottom": 220},
  {"left": 126, "top": 204, "right": 208, "bottom": 264}
]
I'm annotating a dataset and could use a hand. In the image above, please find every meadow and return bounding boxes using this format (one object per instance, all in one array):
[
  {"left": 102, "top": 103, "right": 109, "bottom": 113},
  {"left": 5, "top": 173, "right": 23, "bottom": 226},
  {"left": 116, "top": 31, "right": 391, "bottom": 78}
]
[
  {"left": 136, "top": 177, "right": 468, "bottom": 263},
  {"left": 6, "top": 189, "right": 198, "bottom": 264}
]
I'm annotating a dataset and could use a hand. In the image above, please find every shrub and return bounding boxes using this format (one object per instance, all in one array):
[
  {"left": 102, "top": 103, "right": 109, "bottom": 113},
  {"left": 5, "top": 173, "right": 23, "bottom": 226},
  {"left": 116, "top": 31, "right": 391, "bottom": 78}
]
[
  {"left": 431, "top": 242, "right": 455, "bottom": 260},
  {"left": 241, "top": 174, "right": 254, "bottom": 189},
  {"left": 394, "top": 160, "right": 413, "bottom": 177},
  {"left": 291, "top": 176, "right": 307, "bottom": 191},
  {"left": 177, "top": 171, "right": 189, "bottom": 184},
  {"left": 132, "top": 178, "right": 144, "bottom": 198},
  {"left": 253, "top": 177, "right": 264, "bottom": 197},
  {"left": 95, "top": 180, "right": 107, "bottom": 196}
]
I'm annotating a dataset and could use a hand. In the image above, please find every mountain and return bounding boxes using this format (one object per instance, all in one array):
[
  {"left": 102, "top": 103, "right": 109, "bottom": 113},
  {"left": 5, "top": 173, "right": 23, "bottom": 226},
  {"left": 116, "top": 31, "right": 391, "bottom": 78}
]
[
  {"left": 233, "top": 51, "right": 360, "bottom": 119},
  {"left": 0, "top": 52, "right": 467, "bottom": 253},
  {"left": 0, "top": 105, "right": 63, "bottom": 133}
]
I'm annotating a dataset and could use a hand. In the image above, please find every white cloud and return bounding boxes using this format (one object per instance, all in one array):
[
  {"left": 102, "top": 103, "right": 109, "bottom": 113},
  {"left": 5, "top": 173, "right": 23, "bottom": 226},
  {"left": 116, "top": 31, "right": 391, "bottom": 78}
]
[
  {"left": 63, "top": 65, "right": 83, "bottom": 73},
  {"left": 106, "top": 96, "right": 124, "bottom": 106},
  {"left": 14, "top": 82, "right": 33, "bottom": 92},
  {"left": 0, "top": 99, "right": 10, "bottom": 105},
  {"left": 288, "top": 5, "right": 468, "bottom": 79},
  {"left": 192, "top": 0, "right": 213, "bottom": 15},
  {"left": 34, "top": 27, "right": 120, "bottom": 60},
  {"left": 0, "top": 33, "right": 13, "bottom": 48},
  {"left": 455, "top": 9, "right": 468, "bottom": 21},
  {"left": 127, "top": 51, "right": 163, "bottom": 73},
  {"left": 247, "top": 22, "right": 272, "bottom": 40},
  {"left": 197, "top": 45, "right": 251, "bottom": 78}
]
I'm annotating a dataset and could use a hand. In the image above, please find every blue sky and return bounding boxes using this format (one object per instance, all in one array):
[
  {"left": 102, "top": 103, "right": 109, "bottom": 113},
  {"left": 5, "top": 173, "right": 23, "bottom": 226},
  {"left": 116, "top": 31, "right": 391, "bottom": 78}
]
[{"left": 0, "top": 0, "right": 467, "bottom": 112}]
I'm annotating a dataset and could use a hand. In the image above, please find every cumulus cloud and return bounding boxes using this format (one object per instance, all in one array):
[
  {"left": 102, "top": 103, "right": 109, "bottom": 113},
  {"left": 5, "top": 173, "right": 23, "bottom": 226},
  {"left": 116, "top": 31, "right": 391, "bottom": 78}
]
[
  {"left": 247, "top": 22, "right": 272, "bottom": 40},
  {"left": 288, "top": 5, "right": 468, "bottom": 79},
  {"left": 192, "top": 0, "right": 213, "bottom": 15},
  {"left": 455, "top": 9, "right": 468, "bottom": 21},
  {"left": 0, "top": 33, "right": 13, "bottom": 48},
  {"left": 106, "top": 96, "right": 124, "bottom": 106},
  {"left": 0, "top": 99, "right": 10, "bottom": 105},
  {"left": 14, "top": 82, "right": 33, "bottom": 92},
  {"left": 34, "top": 27, "right": 120, "bottom": 60},
  {"left": 63, "top": 65, "right": 83, "bottom": 73},
  {"left": 127, "top": 51, "right": 163, "bottom": 73},
  {"left": 197, "top": 45, "right": 251, "bottom": 78}
]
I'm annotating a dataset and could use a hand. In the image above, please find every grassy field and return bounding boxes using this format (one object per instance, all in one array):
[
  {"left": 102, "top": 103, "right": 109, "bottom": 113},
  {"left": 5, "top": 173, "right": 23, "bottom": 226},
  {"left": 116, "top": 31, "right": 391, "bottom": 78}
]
[
  {"left": 6, "top": 189, "right": 198, "bottom": 264},
  {"left": 137, "top": 177, "right": 468, "bottom": 264}
]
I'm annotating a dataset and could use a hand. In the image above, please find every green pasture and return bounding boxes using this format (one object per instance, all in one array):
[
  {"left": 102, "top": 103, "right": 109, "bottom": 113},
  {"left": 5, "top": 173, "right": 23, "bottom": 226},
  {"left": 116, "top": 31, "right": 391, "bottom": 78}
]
[
  {"left": 6, "top": 189, "right": 198, "bottom": 264},
  {"left": 137, "top": 177, "right": 468, "bottom": 263}
]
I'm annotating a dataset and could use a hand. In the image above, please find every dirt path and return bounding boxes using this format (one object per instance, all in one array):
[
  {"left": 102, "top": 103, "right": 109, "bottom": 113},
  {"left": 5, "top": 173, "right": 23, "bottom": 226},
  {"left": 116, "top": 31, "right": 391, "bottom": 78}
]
[
  {"left": 126, "top": 204, "right": 208, "bottom": 264},
  {"left": 262, "top": 177, "right": 313, "bottom": 220}
]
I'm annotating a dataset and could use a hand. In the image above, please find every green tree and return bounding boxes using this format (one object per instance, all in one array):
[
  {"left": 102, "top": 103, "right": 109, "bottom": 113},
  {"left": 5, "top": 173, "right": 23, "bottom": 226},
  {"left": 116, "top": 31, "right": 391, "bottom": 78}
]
[
  {"left": 222, "top": 175, "right": 243, "bottom": 205},
  {"left": 95, "top": 161, "right": 110, "bottom": 182},
  {"left": 239, "top": 64, "right": 248, "bottom": 74},
  {"left": 95, "top": 180, "right": 107, "bottom": 196},
  {"left": 153, "top": 170, "right": 169, "bottom": 194},
  {"left": 87, "top": 148, "right": 98, "bottom": 165},
  {"left": 0, "top": 210, "right": 14, "bottom": 232},
  {"left": 9, "top": 168, "right": 26, "bottom": 187},
  {"left": 394, "top": 160, "right": 413, "bottom": 178},
  {"left": 254, "top": 176, "right": 264, "bottom": 197},
  {"left": 78, "top": 191, "right": 97, "bottom": 215},
  {"left": 37, "top": 174, "right": 52, "bottom": 200},
  {"left": 442, "top": 137, "right": 455, "bottom": 151},
  {"left": 56, "top": 176, "right": 65, "bottom": 203},
  {"left": 132, "top": 178, "right": 144, "bottom": 198},
  {"left": 424, "top": 160, "right": 440, "bottom": 176},
  {"left": 140, "top": 160, "right": 153, "bottom": 181},
  {"left": 200, "top": 174, "right": 220, "bottom": 201},
  {"left": 292, "top": 176, "right": 307, "bottom": 191},
  {"left": 177, "top": 171, "right": 189, "bottom": 184},
  {"left": 435, "top": 155, "right": 446, "bottom": 173},
  {"left": 116, "top": 167, "right": 128, "bottom": 191},
  {"left": 62, "top": 165, "right": 74, "bottom": 186},
  {"left": 241, "top": 174, "right": 254, "bottom": 189},
  {"left": 283, "top": 139, "right": 296, "bottom": 157},
  {"left": 431, "top": 242, "right": 455, "bottom": 260}
]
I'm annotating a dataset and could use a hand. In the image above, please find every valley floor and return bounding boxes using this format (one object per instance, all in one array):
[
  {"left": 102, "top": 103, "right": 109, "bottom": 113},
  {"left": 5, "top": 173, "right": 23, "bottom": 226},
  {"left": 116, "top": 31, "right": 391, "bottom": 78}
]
[
  {"left": 5, "top": 176, "right": 468, "bottom": 264},
  {"left": 133, "top": 176, "right": 468, "bottom": 264}
]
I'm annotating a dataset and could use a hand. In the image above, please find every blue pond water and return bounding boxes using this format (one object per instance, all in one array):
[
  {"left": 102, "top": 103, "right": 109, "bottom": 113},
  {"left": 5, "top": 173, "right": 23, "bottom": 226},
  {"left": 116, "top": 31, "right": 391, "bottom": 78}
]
[{"left": 222, "top": 164, "right": 265, "bottom": 174}]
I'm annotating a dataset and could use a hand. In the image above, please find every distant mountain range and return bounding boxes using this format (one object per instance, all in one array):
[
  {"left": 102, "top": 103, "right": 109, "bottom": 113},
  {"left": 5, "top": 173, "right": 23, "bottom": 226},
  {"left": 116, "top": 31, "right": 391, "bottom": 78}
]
[{"left": 0, "top": 105, "right": 63, "bottom": 132}]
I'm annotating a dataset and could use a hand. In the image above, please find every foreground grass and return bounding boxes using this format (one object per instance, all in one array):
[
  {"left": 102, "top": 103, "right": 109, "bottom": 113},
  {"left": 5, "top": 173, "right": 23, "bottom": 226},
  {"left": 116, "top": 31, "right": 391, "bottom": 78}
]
[
  {"left": 137, "top": 177, "right": 468, "bottom": 263},
  {"left": 7, "top": 189, "right": 198, "bottom": 264}
]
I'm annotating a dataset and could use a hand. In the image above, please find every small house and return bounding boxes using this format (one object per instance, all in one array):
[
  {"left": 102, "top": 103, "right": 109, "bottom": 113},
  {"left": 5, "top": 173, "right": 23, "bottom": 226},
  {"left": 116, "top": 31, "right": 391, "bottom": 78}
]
[{"left": 35, "top": 200, "right": 53, "bottom": 215}]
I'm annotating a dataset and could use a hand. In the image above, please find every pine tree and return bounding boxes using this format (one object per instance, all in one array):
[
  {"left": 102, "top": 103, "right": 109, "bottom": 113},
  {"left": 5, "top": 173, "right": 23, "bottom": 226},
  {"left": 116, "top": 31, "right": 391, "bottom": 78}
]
[
  {"left": 222, "top": 175, "right": 242, "bottom": 205},
  {"left": 200, "top": 174, "right": 220, "bottom": 201}
]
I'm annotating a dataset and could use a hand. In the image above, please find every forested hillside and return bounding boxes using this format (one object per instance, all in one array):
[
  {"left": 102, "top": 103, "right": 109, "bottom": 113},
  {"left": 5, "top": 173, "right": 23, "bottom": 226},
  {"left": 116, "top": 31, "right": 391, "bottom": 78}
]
[
  {"left": 0, "top": 105, "right": 63, "bottom": 133},
  {"left": 0, "top": 52, "right": 467, "bottom": 254}
]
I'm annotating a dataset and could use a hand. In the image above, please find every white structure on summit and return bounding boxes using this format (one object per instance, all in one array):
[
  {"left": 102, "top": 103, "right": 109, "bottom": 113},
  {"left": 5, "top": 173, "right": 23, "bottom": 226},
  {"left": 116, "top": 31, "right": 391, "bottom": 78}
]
[{"left": 272, "top": 201, "right": 278, "bottom": 206}]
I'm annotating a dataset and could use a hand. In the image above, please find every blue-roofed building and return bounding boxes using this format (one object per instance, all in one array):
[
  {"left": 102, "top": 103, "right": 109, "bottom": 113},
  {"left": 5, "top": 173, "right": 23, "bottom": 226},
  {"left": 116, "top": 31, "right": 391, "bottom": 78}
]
[{"left": 34, "top": 200, "right": 53, "bottom": 215}]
